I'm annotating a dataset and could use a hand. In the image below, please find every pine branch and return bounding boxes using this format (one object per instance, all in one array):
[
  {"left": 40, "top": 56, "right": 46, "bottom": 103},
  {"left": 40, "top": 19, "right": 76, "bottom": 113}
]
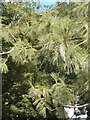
[
  {"left": 62, "top": 103, "right": 90, "bottom": 108},
  {"left": 50, "top": 103, "right": 90, "bottom": 112},
  {"left": 0, "top": 49, "right": 13, "bottom": 55}
]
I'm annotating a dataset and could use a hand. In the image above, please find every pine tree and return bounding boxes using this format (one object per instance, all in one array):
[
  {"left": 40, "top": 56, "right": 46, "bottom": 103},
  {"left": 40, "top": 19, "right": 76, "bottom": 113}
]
[{"left": 1, "top": 1, "right": 89, "bottom": 119}]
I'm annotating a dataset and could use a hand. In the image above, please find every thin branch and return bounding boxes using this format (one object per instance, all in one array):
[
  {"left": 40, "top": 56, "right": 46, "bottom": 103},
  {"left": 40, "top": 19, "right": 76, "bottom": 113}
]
[
  {"left": 62, "top": 103, "right": 90, "bottom": 108},
  {"left": 49, "top": 103, "right": 90, "bottom": 113},
  {"left": 49, "top": 103, "right": 90, "bottom": 112},
  {"left": 68, "top": 37, "right": 83, "bottom": 41},
  {"left": 74, "top": 39, "right": 87, "bottom": 48},
  {"left": 49, "top": 108, "right": 57, "bottom": 112},
  {"left": 0, "top": 49, "right": 13, "bottom": 56},
  {"left": 70, "top": 113, "right": 75, "bottom": 120}
]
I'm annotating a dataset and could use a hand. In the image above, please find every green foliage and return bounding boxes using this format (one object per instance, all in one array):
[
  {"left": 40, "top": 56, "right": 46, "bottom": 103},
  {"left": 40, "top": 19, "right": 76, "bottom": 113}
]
[
  {"left": 0, "top": 58, "right": 8, "bottom": 73},
  {"left": 1, "top": 1, "right": 89, "bottom": 119}
]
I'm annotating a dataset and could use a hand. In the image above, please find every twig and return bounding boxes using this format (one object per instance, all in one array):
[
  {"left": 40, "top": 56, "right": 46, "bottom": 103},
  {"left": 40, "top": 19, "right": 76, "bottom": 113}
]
[
  {"left": 49, "top": 103, "right": 90, "bottom": 112},
  {"left": 0, "top": 49, "right": 13, "bottom": 56},
  {"left": 70, "top": 113, "right": 75, "bottom": 120},
  {"left": 74, "top": 39, "right": 87, "bottom": 48},
  {"left": 47, "top": 103, "right": 90, "bottom": 113},
  {"left": 68, "top": 37, "right": 83, "bottom": 41},
  {"left": 61, "top": 103, "right": 90, "bottom": 108}
]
